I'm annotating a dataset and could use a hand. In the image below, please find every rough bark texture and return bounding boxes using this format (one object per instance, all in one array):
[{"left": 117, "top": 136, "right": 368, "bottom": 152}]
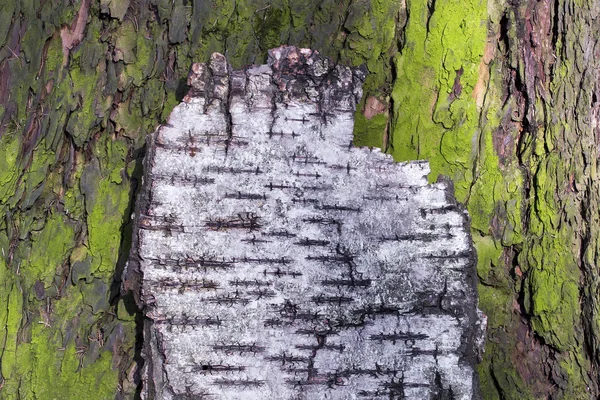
[
  {"left": 130, "top": 47, "right": 484, "bottom": 399},
  {"left": 0, "top": 1, "right": 403, "bottom": 398},
  {"left": 0, "top": 0, "right": 599, "bottom": 398}
]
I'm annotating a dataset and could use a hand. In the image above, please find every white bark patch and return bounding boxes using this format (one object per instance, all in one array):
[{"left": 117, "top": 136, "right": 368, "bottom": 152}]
[{"left": 129, "top": 46, "right": 485, "bottom": 400}]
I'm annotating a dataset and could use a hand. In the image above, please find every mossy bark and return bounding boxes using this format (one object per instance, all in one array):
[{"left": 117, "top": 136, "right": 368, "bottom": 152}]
[{"left": 0, "top": 0, "right": 598, "bottom": 398}]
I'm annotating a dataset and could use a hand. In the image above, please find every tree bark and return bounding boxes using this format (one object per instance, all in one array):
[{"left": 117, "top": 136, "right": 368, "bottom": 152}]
[
  {"left": 131, "top": 48, "right": 484, "bottom": 399},
  {"left": 0, "top": 0, "right": 598, "bottom": 398}
]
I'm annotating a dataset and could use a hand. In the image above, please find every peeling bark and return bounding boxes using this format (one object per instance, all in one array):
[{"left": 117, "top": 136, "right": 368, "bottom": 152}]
[
  {"left": 129, "top": 47, "right": 485, "bottom": 399},
  {"left": 60, "top": 0, "right": 92, "bottom": 64}
]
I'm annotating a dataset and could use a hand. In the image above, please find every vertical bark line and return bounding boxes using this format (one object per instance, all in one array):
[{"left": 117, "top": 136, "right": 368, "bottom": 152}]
[
  {"left": 223, "top": 57, "right": 234, "bottom": 157},
  {"left": 574, "top": 0, "right": 600, "bottom": 388},
  {"left": 546, "top": 1, "right": 600, "bottom": 392}
]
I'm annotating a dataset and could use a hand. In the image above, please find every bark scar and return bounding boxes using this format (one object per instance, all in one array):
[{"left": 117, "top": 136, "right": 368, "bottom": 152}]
[{"left": 60, "top": 0, "right": 91, "bottom": 66}]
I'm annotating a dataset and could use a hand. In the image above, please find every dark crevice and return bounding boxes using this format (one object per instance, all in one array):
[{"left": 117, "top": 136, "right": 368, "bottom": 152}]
[
  {"left": 550, "top": 0, "right": 560, "bottom": 64},
  {"left": 512, "top": 246, "right": 529, "bottom": 318},
  {"left": 433, "top": 369, "right": 455, "bottom": 400},
  {"left": 175, "top": 77, "right": 189, "bottom": 102},
  {"left": 426, "top": 0, "right": 436, "bottom": 34},
  {"left": 499, "top": 13, "right": 510, "bottom": 56},
  {"left": 110, "top": 144, "right": 145, "bottom": 306},
  {"left": 223, "top": 64, "right": 234, "bottom": 156},
  {"left": 110, "top": 143, "right": 146, "bottom": 399},
  {"left": 128, "top": 297, "right": 145, "bottom": 400},
  {"left": 384, "top": 1, "right": 409, "bottom": 154},
  {"left": 338, "top": 2, "right": 353, "bottom": 67},
  {"left": 490, "top": 367, "right": 508, "bottom": 400}
]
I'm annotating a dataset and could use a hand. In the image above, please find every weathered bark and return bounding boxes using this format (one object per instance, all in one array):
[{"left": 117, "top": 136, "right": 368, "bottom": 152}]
[
  {"left": 0, "top": 0, "right": 599, "bottom": 398},
  {"left": 130, "top": 47, "right": 484, "bottom": 399},
  {"left": 473, "top": 1, "right": 600, "bottom": 397}
]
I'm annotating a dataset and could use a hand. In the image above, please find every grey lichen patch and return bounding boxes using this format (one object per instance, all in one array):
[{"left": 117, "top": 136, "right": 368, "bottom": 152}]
[{"left": 128, "top": 46, "right": 485, "bottom": 399}]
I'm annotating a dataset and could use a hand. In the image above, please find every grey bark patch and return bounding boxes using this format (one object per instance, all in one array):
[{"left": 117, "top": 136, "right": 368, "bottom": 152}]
[
  {"left": 34, "top": 280, "right": 46, "bottom": 300},
  {"left": 82, "top": 278, "right": 110, "bottom": 314},
  {"left": 71, "top": 255, "right": 92, "bottom": 284},
  {"left": 80, "top": 156, "right": 101, "bottom": 215},
  {"left": 127, "top": 46, "right": 485, "bottom": 400}
]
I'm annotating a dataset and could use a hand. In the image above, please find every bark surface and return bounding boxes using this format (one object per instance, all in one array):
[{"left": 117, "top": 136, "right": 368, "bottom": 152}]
[
  {"left": 0, "top": 0, "right": 598, "bottom": 399},
  {"left": 130, "top": 47, "right": 484, "bottom": 399}
]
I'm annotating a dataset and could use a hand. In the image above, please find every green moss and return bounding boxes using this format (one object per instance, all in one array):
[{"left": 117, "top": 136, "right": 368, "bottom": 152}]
[
  {"left": 32, "top": 343, "right": 116, "bottom": 400},
  {"left": 63, "top": 155, "right": 87, "bottom": 221},
  {"left": 80, "top": 22, "right": 107, "bottom": 74},
  {"left": 0, "top": 1, "right": 16, "bottom": 49},
  {"left": 117, "top": 298, "right": 136, "bottom": 322},
  {"left": 27, "top": 213, "right": 75, "bottom": 288},
  {"left": 4, "top": 306, "right": 119, "bottom": 399},
  {"left": 478, "top": 284, "right": 511, "bottom": 331},
  {"left": 335, "top": 0, "right": 402, "bottom": 149},
  {"left": 112, "top": 96, "right": 144, "bottom": 140},
  {"left": 353, "top": 111, "right": 387, "bottom": 148},
  {"left": 0, "top": 132, "right": 21, "bottom": 204},
  {"left": 21, "top": 144, "right": 54, "bottom": 208},
  {"left": 67, "top": 64, "right": 101, "bottom": 146},
  {"left": 8, "top": 0, "right": 595, "bottom": 397},
  {"left": 557, "top": 352, "right": 592, "bottom": 398},
  {"left": 477, "top": 279, "right": 536, "bottom": 399},
  {"left": 85, "top": 137, "right": 130, "bottom": 277},
  {"left": 477, "top": 339, "right": 536, "bottom": 400},
  {"left": 525, "top": 234, "right": 580, "bottom": 351},
  {"left": 162, "top": 88, "right": 180, "bottom": 123},
  {"left": 168, "top": 0, "right": 190, "bottom": 45},
  {"left": 344, "top": 0, "right": 399, "bottom": 87},
  {"left": 141, "top": 78, "right": 166, "bottom": 117},
  {"left": 125, "top": 34, "right": 154, "bottom": 86},
  {"left": 472, "top": 234, "right": 503, "bottom": 284},
  {"left": 253, "top": 7, "right": 285, "bottom": 52},
  {"left": 101, "top": 0, "right": 130, "bottom": 21},
  {"left": 114, "top": 21, "right": 137, "bottom": 64},
  {"left": 0, "top": 280, "right": 22, "bottom": 382},
  {"left": 20, "top": 20, "right": 45, "bottom": 70},
  {"left": 390, "top": 0, "right": 487, "bottom": 197},
  {"left": 382, "top": 0, "right": 594, "bottom": 394}
]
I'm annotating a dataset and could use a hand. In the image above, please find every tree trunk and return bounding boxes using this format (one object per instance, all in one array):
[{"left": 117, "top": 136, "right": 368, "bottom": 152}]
[{"left": 0, "top": 0, "right": 597, "bottom": 398}]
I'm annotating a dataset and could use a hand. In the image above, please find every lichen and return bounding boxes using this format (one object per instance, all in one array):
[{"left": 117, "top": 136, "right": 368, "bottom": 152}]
[
  {"left": 353, "top": 111, "right": 387, "bottom": 148},
  {"left": 66, "top": 63, "right": 102, "bottom": 147},
  {"left": 26, "top": 213, "right": 75, "bottom": 288},
  {"left": 0, "top": 132, "right": 21, "bottom": 204},
  {"left": 84, "top": 136, "right": 130, "bottom": 276},
  {"left": 390, "top": 0, "right": 487, "bottom": 193}
]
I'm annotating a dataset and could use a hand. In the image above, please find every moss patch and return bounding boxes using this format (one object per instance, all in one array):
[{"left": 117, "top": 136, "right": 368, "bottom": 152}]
[{"left": 390, "top": 0, "right": 487, "bottom": 197}]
